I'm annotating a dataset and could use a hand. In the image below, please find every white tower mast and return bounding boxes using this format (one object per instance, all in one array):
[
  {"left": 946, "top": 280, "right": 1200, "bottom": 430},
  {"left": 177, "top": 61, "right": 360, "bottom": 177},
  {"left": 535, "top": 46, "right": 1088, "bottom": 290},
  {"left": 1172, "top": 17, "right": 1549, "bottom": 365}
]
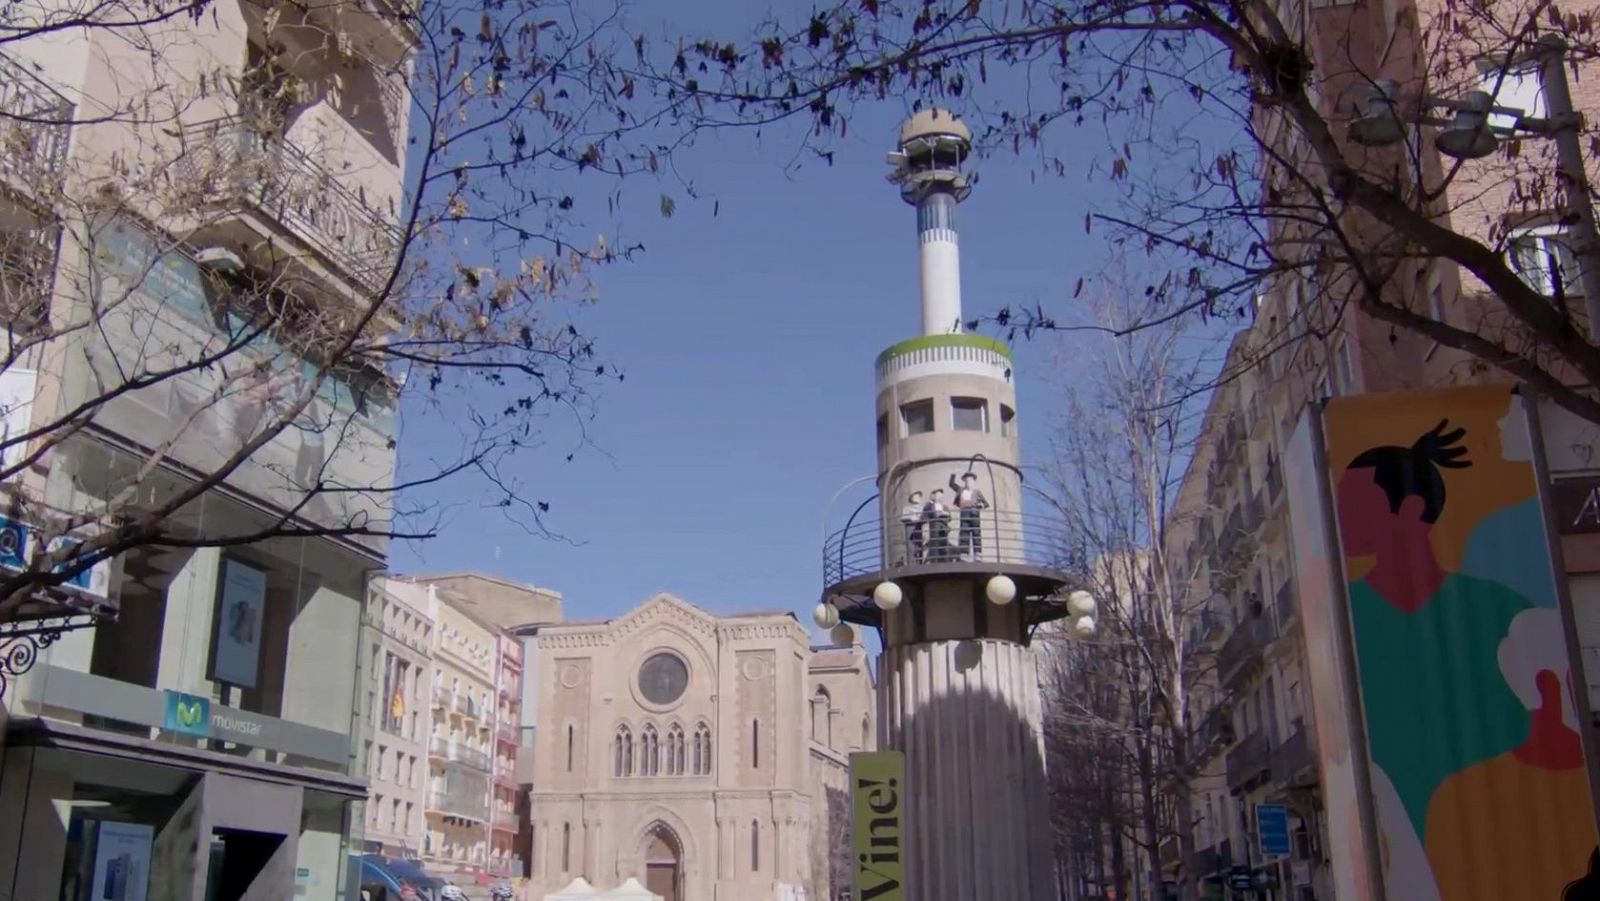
[
  {"left": 888, "top": 109, "right": 973, "bottom": 335},
  {"left": 817, "top": 108, "right": 1086, "bottom": 901}
]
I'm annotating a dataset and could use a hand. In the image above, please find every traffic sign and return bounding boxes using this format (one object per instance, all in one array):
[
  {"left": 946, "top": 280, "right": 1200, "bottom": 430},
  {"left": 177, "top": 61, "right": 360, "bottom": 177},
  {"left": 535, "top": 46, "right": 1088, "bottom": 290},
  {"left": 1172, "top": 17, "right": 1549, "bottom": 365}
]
[{"left": 1257, "top": 803, "right": 1291, "bottom": 858}]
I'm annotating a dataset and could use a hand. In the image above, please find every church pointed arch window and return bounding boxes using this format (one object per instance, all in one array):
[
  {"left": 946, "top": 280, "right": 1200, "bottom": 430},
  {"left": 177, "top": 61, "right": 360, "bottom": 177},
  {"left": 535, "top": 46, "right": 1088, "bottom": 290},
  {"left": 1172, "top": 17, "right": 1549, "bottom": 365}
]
[
  {"left": 614, "top": 724, "right": 633, "bottom": 777},
  {"left": 642, "top": 723, "right": 660, "bottom": 776},
  {"left": 694, "top": 721, "right": 712, "bottom": 775},
  {"left": 667, "top": 723, "right": 686, "bottom": 775}
]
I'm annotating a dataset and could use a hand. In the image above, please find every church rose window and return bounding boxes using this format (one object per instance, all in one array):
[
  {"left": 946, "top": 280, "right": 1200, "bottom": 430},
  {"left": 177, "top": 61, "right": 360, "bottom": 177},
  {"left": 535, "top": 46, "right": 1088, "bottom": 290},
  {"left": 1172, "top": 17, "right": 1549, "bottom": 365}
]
[{"left": 638, "top": 652, "right": 689, "bottom": 706}]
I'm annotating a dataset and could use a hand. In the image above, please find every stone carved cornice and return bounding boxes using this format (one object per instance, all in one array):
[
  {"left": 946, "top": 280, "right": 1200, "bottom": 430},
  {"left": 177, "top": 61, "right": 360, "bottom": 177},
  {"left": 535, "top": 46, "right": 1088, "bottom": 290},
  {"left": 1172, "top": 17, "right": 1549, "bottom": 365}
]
[
  {"left": 718, "top": 621, "right": 806, "bottom": 643},
  {"left": 538, "top": 632, "right": 610, "bottom": 650}
]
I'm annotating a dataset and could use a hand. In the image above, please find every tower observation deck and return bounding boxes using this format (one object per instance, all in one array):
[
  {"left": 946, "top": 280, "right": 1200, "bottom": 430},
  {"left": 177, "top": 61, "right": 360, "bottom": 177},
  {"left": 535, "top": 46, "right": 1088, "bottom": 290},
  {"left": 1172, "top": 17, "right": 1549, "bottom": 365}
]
[{"left": 814, "top": 109, "right": 1088, "bottom": 901}]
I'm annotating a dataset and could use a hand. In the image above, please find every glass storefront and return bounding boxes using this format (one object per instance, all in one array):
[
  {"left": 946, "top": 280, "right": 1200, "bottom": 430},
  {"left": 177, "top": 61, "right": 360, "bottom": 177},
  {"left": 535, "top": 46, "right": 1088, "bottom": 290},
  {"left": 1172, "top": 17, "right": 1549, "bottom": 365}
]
[{"left": 0, "top": 478, "right": 380, "bottom": 900}]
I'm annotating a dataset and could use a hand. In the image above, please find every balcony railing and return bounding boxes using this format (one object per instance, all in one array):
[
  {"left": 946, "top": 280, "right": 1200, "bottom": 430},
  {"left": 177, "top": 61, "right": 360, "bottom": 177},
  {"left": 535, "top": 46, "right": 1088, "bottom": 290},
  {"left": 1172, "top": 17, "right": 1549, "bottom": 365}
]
[
  {"left": 0, "top": 51, "right": 73, "bottom": 191},
  {"left": 823, "top": 505, "right": 1075, "bottom": 592},
  {"left": 449, "top": 744, "right": 491, "bottom": 772},
  {"left": 1218, "top": 615, "right": 1274, "bottom": 685},
  {"left": 1272, "top": 724, "right": 1316, "bottom": 787},
  {"left": 426, "top": 788, "right": 488, "bottom": 822},
  {"left": 172, "top": 117, "right": 402, "bottom": 291},
  {"left": 488, "top": 855, "right": 523, "bottom": 876},
  {"left": 1226, "top": 731, "right": 1272, "bottom": 791},
  {"left": 1273, "top": 580, "right": 1296, "bottom": 631},
  {"left": 491, "top": 808, "right": 518, "bottom": 831},
  {"left": 1189, "top": 705, "right": 1236, "bottom": 763}
]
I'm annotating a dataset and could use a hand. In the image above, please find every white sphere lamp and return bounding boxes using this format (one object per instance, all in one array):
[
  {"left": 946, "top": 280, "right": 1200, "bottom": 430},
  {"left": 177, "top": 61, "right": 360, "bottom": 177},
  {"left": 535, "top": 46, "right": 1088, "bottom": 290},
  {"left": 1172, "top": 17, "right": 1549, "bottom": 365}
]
[
  {"left": 985, "top": 574, "right": 1017, "bottom": 605},
  {"left": 830, "top": 622, "right": 856, "bottom": 647},
  {"left": 1071, "top": 615, "right": 1097, "bottom": 638},
  {"left": 1066, "top": 590, "right": 1097, "bottom": 618},
  {"left": 813, "top": 602, "right": 841, "bottom": 629},
  {"left": 873, "top": 580, "right": 904, "bottom": 610}
]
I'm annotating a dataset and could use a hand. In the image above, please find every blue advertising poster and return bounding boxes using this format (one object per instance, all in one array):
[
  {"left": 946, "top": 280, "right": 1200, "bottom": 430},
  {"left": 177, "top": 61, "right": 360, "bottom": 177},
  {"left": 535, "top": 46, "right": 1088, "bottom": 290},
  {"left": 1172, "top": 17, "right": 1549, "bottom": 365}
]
[
  {"left": 210, "top": 558, "right": 267, "bottom": 688},
  {"left": 91, "top": 820, "right": 154, "bottom": 901},
  {"left": 1257, "top": 803, "right": 1291, "bottom": 858}
]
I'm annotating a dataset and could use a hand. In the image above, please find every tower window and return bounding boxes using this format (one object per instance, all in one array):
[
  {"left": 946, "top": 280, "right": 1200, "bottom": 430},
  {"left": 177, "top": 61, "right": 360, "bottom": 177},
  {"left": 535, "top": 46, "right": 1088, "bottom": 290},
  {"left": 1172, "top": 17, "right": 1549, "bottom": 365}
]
[
  {"left": 751, "top": 820, "right": 761, "bottom": 872},
  {"left": 951, "top": 397, "right": 988, "bottom": 432},
  {"left": 1000, "top": 404, "right": 1016, "bottom": 437},
  {"left": 876, "top": 413, "right": 890, "bottom": 447},
  {"left": 900, "top": 400, "right": 934, "bottom": 436},
  {"left": 751, "top": 718, "right": 760, "bottom": 768}
]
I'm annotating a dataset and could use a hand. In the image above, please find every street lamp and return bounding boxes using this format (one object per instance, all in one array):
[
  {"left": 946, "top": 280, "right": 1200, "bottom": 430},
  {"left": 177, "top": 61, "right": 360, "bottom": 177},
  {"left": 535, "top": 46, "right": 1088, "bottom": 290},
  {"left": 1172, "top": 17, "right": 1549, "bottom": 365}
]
[{"left": 1345, "top": 35, "right": 1600, "bottom": 333}]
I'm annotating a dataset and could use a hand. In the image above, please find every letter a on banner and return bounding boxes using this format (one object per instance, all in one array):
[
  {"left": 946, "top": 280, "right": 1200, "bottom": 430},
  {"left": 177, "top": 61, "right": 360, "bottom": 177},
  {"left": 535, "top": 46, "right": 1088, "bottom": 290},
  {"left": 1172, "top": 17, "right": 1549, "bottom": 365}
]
[{"left": 851, "top": 751, "right": 906, "bottom": 901}]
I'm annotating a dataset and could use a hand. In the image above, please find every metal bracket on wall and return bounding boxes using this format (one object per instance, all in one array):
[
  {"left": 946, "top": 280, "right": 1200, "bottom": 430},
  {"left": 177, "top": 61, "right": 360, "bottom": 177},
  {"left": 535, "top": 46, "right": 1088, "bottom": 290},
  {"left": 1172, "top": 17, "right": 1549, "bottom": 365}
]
[{"left": 0, "top": 612, "right": 101, "bottom": 701}]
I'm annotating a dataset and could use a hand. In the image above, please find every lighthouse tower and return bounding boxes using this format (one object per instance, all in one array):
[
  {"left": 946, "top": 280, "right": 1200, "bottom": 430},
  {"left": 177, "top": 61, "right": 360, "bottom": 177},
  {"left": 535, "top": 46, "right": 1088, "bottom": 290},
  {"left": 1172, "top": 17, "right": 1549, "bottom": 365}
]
[{"left": 816, "top": 109, "right": 1086, "bottom": 900}]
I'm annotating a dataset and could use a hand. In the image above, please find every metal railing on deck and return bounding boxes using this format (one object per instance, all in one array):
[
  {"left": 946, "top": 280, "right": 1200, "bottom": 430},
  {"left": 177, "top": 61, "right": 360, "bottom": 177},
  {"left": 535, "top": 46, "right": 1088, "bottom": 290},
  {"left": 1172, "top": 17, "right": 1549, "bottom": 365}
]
[
  {"left": 171, "top": 117, "right": 402, "bottom": 290},
  {"left": 0, "top": 51, "right": 73, "bottom": 187},
  {"left": 823, "top": 506, "right": 1075, "bottom": 590}
]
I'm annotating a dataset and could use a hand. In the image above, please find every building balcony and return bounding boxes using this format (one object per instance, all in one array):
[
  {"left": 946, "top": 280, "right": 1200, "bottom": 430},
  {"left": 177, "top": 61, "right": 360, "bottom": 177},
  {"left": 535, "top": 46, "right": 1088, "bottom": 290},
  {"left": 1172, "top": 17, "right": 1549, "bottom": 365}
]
[
  {"left": 1194, "top": 843, "right": 1226, "bottom": 878},
  {"left": 1273, "top": 579, "right": 1299, "bottom": 633},
  {"left": 1226, "top": 731, "right": 1272, "bottom": 793},
  {"left": 488, "top": 855, "right": 522, "bottom": 877},
  {"left": 491, "top": 808, "right": 518, "bottom": 832},
  {"left": 171, "top": 116, "right": 402, "bottom": 293},
  {"left": 448, "top": 744, "right": 490, "bottom": 772},
  {"left": 0, "top": 51, "right": 73, "bottom": 199},
  {"left": 494, "top": 765, "right": 518, "bottom": 789},
  {"left": 1189, "top": 705, "right": 1236, "bottom": 764},
  {"left": 1187, "top": 607, "right": 1228, "bottom": 649},
  {"left": 425, "top": 788, "right": 488, "bottom": 823},
  {"left": 1159, "top": 835, "right": 1180, "bottom": 868},
  {"left": 1265, "top": 458, "right": 1284, "bottom": 506},
  {"left": 1272, "top": 724, "right": 1317, "bottom": 788},
  {"left": 821, "top": 506, "right": 1077, "bottom": 628},
  {"left": 1218, "top": 615, "right": 1274, "bottom": 687},
  {"left": 432, "top": 688, "right": 450, "bottom": 710}
]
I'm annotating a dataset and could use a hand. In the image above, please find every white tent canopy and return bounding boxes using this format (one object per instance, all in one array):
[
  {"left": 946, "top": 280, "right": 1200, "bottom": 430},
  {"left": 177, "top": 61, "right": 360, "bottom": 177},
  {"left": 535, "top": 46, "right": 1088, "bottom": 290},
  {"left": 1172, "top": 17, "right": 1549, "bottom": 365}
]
[
  {"left": 544, "top": 877, "right": 599, "bottom": 900},
  {"left": 543, "top": 877, "right": 665, "bottom": 901},
  {"left": 598, "top": 878, "right": 662, "bottom": 899}
]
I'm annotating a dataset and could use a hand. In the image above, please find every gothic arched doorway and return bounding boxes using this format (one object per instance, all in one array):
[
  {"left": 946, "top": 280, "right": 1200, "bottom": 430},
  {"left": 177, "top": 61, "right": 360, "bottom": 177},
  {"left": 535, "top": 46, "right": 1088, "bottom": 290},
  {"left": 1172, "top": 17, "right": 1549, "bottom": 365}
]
[{"left": 642, "top": 823, "right": 682, "bottom": 901}]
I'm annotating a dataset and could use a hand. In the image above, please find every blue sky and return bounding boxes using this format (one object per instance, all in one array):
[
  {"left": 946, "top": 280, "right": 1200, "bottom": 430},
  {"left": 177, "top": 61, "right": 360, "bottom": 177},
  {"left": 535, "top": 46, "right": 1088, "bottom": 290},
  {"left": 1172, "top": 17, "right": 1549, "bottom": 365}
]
[{"left": 392, "top": 4, "right": 1135, "bottom": 633}]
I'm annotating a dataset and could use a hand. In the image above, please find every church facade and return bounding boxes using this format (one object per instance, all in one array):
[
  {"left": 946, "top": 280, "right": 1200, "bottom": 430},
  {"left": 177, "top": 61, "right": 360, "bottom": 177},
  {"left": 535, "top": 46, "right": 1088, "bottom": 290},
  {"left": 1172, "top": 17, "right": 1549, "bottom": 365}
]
[{"left": 526, "top": 594, "right": 875, "bottom": 901}]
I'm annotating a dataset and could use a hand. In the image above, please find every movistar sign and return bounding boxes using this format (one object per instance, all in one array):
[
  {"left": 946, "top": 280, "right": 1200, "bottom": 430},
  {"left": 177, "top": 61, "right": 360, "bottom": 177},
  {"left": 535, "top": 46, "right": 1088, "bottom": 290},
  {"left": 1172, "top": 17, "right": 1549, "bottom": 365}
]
[{"left": 163, "top": 690, "right": 211, "bottom": 737}]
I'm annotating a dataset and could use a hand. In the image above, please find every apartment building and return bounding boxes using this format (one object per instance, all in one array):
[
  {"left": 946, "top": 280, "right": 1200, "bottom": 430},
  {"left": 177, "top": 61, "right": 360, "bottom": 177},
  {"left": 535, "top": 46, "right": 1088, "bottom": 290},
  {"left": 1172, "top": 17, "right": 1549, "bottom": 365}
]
[
  {"left": 1158, "top": 0, "right": 1600, "bottom": 890},
  {"left": 417, "top": 569, "right": 564, "bottom": 885},
  {"left": 361, "top": 578, "right": 438, "bottom": 859},
  {"left": 423, "top": 587, "right": 500, "bottom": 882},
  {"left": 490, "top": 632, "right": 524, "bottom": 881},
  {"left": 0, "top": 2, "right": 414, "bottom": 898},
  {"left": 1165, "top": 335, "right": 1348, "bottom": 901}
]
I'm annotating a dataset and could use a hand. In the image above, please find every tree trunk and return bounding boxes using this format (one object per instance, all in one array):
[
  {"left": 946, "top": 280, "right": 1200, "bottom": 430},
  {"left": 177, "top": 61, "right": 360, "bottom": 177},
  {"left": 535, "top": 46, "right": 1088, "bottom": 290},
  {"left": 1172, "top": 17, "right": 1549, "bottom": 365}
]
[{"left": 1137, "top": 739, "right": 1163, "bottom": 900}]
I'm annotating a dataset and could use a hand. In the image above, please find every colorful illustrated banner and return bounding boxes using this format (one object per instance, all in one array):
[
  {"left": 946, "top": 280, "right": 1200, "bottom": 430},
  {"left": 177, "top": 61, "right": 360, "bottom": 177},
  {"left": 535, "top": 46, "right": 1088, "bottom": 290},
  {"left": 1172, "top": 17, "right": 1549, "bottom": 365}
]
[
  {"left": 1323, "top": 385, "right": 1599, "bottom": 899},
  {"left": 851, "top": 750, "right": 905, "bottom": 901}
]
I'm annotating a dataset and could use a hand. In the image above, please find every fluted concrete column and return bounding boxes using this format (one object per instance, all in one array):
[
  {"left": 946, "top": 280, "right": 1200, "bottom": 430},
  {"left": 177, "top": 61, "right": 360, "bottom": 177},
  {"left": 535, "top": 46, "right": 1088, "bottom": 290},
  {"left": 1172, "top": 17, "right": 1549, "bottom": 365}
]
[{"left": 879, "top": 637, "right": 1053, "bottom": 900}]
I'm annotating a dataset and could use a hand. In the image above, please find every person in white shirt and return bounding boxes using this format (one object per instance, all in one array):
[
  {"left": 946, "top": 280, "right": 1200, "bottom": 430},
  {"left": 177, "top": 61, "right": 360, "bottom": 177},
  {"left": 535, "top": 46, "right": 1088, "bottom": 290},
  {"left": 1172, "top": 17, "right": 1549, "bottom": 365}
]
[
  {"left": 950, "top": 471, "right": 989, "bottom": 561},
  {"left": 923, "top": 489, "right": 952, "bottom": 562},
  {"left": 900, "top": 490, "right": 926, "bottom": 564}
]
